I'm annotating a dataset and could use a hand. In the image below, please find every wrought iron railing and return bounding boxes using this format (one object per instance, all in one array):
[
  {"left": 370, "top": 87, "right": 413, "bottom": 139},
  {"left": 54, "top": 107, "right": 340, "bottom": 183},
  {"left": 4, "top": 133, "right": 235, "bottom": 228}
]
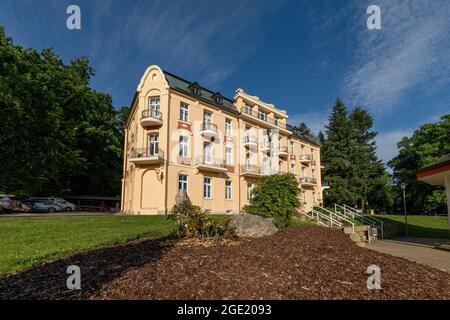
[
  {"left": 243, "top": 135, "right": 258, "bottom": 144},
  {"left": 141, "top": 109, "right": 162, "bottom": 120},
  {"left": 241, "top": 107, "right": 287, "bottom": 130},
  {"left": 300, "top": 176, "right": 317, "bottom": 184},
  {"left": 200, "top": 122, "right": 218, "bottom": 132},
  {"left": 195, "top": 156, "right": 226, "bottom": 168},
  {"left": 241, "top": 164, "right": 262, "bottom": 174},
  {"left": 130, "top": 148, "right": 164, "bottom": 159},
  {"left": 299, "top": 154, "right": 312, "bottom": 161}
]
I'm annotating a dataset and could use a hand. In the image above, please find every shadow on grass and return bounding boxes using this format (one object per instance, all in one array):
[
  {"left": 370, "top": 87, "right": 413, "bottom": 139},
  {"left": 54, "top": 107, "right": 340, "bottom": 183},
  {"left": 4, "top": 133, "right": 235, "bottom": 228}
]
[
  {"left": 377, "top": 216, "right": 450, "bottom": 239},
  {"left": 0, "top": 237, "right": 174, "bottom": 300}
]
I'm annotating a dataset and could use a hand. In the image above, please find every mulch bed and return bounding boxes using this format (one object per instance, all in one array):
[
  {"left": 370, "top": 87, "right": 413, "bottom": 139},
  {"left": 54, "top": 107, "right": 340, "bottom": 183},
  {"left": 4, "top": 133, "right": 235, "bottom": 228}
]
[{"left": 1, "top": 227, "right": 449, "bottom": 300}]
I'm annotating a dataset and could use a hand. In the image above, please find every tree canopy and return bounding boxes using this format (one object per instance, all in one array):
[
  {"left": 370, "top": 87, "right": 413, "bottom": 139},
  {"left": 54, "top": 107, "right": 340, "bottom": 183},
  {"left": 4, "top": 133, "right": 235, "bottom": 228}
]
[
  {"left": 388, "top": 114, "right": 450, "bottom": 214},
  {"left": 0, "top": 26, "right": 124, "bottom": 196},
  {"left": 321, "top": 99, "right": 392, "bottom": 211}
]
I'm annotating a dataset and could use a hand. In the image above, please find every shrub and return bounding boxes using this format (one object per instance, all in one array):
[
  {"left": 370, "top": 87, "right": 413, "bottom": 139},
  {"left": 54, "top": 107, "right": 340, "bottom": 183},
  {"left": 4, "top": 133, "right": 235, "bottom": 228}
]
[
  {"left": 169, "top": 200, "right": 236, "bottom": 238},
  {"left": 244, "top": 174, "right": 301, "bottom": 228}
]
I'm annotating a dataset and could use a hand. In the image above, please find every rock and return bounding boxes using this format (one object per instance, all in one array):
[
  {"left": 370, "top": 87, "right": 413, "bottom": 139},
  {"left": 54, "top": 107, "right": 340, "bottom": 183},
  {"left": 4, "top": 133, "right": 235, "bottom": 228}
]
[{"left": 230, "top": 214, "right": 278, "bottom": 238}]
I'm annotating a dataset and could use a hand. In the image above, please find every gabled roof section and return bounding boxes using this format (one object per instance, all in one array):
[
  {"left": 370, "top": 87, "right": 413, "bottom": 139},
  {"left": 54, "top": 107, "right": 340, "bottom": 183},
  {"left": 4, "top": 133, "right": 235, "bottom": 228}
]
[{"left": 163, "top": 71, "right": 239, "bottom": 115}]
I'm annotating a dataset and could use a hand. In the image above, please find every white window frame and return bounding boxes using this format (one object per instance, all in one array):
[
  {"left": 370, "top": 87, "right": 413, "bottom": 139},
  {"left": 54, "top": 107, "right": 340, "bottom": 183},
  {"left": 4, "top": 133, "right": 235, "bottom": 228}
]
[
  {"left": 178, "top": 174, "right": 188, "bottom": 192},
  {"left": 203, "top": 177, "right": 212, "bottom": 199},
  {"left": 179, "top": 135, "right": 189, "bottom": 157},
  {"left": 225, "top": 146, "right": 233, "bottom": 166},
  {"left": 247, "top": 183, "right": 254, "bottom": 200},
  {"left": 180, "top": 102, "right": 189, "bottom": 122},
  {"left": 148, "top": 133, "right": 159, "bottom": 156},
  {"left": 204, "top": 143, "right": 212, "bottom": 164},
  {"left": 258, "top": 110, "right": 268, "bottom": 121},
  {"left": 149, "top": 97, "right": 160, "bottom": 117},
  {"left": 225, "top": 118, "right": 232, "bottom": 136},
  {"left": 225, "top": 180, "right": 232, "bottom": 200}
]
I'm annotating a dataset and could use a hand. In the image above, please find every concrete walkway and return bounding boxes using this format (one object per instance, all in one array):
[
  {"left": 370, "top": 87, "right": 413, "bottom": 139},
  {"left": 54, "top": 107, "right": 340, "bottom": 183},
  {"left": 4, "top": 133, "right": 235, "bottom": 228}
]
[{"left": 367, "top": 237, "right": 450, "bottom": 273}]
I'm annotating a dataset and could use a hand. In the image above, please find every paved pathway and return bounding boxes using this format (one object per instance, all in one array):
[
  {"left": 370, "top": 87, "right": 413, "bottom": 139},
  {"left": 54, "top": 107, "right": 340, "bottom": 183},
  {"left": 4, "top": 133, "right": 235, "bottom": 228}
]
[{"left": 367, "top": 237, "right": 450, "bottom": 273}]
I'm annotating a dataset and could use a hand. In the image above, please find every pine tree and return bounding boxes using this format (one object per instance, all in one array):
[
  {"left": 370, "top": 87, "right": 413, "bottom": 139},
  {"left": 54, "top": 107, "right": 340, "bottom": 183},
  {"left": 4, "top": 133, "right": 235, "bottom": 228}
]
[{"left": 294, "top": 122, "right": 313, "bottom": 137}]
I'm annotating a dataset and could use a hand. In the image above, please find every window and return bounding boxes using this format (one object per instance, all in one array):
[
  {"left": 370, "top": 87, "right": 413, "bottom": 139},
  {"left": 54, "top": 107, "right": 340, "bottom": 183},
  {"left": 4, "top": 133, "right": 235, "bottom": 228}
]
[
  {"left": 311, "top": 149, "right": 315, "bottom": 160},
  {"left": 302, "top": 167, "right": 305, "bottom": 178},
  {"left": 301, "top": 145, "right": 305, "bottom": 156},
  {"left": 225, "top": 180, "right": 232, "bottom": 200},
  {"left": 149, "top": 97, "right": 160, "bottom": 117},
  {"left": 148, "top": 133, "right": 159, "bottom": 156},
  {"left": 262, "top": 157, "right": 269, "bottom": 175},
  {"left": 225, "top": 146, "right": 233, "bottom": 166},
  {"left": 178, "top": 174, "right": 188, "bottom": 191},
  {"left": 258, "top": 110, "right": 268, "bottom": 121},
  {"left": 247, "top": 183, "right": 254, "bottom": 200},
  {"left": 245, "top": 153, "right": 251, "bottom": 168},
  {"left": 225, "top": 118, "right": 232, "bottom": 136},
  {"left": 180, "top": 102, "right": 189, "bottom": 122},
  {"left": 312, "top": 169, "right": 315, "bottom": 179},
  {"left": 313, "top": 191, "right": 316, "bottom": 205},
  {"left": 291, "top": 163, "right": 295, "bottom": 174},
  {"left": 291, "top": 142, "right": 295, "bottom": 154},
  {"left": 203, "top": 177, "right": 212, "bottom": 199},
  {"left": 244, "top": 105, "right": 252, "bottom": 115},
  {"left": 203, "top": 143, "right": 212, "bottom": 164},
  {"left": 274, "top": 117, "right": 279, "bottom": 126},
  {"left": 179, "top": 135, "right": 189, "bottom": 157},
  {"left": 203, "top": 111, "right": 212, "bottom": 130}
]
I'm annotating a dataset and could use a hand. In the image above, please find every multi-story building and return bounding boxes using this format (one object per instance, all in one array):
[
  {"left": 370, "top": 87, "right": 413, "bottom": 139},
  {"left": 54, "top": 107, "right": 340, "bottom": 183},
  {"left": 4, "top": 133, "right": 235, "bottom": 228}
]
[{"left": 121, "top": 65, "right": 323, "bottom": 215}]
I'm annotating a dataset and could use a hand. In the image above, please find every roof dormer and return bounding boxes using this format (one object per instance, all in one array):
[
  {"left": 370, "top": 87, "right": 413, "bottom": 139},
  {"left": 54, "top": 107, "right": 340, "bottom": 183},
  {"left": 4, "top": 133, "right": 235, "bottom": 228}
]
[
  {"left": 188, "top": 82, "right": 202, "bottom": 96},
  {"left": 211, "top": 91, "right": 224, "bottom": 105}
]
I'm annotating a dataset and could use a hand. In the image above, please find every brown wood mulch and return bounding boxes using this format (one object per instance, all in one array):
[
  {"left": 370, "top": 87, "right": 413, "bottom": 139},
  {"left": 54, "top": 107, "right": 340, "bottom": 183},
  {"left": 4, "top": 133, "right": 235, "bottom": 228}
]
[{"left": 1, "top": 227, "right": 449, "bottom": 300}]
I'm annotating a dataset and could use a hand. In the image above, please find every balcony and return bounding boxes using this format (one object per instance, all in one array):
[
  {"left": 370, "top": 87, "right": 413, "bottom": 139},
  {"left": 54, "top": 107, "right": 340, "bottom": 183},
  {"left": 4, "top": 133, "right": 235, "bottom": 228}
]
[
  {"left": 259, "top": 140, "right": 271, "bottom": 152},
  {"left": 240, "top": 107, "right": 291, "bottom": 134},
  {"left": 140, "top": 109, "right": 163, "bottom": 127},
  {"left": 299, "top": 154, "right": 312, "bottom": 164},
  {"left": 241, "top": 164, "right": 262, "bottom": 178},
  {"left": 300, "top": 176, "right": 317, "bottom": 186},
  {"left": 129, "top": 148, "right": 164, "bottom": 165},
  {"left": 243, "top": 135, "right": 258, "bottom": 148},
  {"left": 275, "top": 146, "right": 289, "bottom": 158},
  {"left": 199, "top": 122, "right": 219, "bottom": 138},
  {"left": 195, "top": 156, "right": 227, "bottom": 172}
]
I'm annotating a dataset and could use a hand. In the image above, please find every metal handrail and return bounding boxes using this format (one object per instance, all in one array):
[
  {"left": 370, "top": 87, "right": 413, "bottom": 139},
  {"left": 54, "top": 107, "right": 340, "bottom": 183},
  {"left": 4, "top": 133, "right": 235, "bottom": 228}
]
[
  {"left": 310, "top": 209, "right": 343, "bottom": 228},
  {"left": 141, "top": 109, "right": 162, "bottom": 120},
  {"left": 200, "top": 122, "right": 218, "bottom": 132},
  {"left": 130, "top": 148, "right": 164, "bottom": 159},
  {"left": 241, "top": 107, "right": 287, "bottom": 130},
  {"left": 315, "top": 205, "right": 355, "bottom": 233},
  {"left": 342, "top": 204, "right": 384, "bottom": 239},
  {"left": 195, "top": 156, "right": 226, "bottom": 168}
]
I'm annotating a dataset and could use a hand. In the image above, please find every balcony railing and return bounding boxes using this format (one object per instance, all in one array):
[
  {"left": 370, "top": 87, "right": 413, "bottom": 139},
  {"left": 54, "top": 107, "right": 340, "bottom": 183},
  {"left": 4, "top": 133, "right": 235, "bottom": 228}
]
[
  {"left": 276, "top": 146, "right": 289, "bottom": 154},
  {"left": 241, "top": 164, "right": 262, "bottom": 174},
  {"left": 300, "top": 176, "right": 317, "bottom": 185},
  {"left": 241, "top": 107, "right": 287, "bottom": 130},
  {"left": 195, "top": 156, "right": 226, "bottom": 168},
  {"left": 200, "top": 122, "right": 218, "bottom": 132},
  {"left": 243, "top": 135, "right": 258, "bottom": 144},
  {"left": 141, "top": 109, "right": 162, "bottom": 120},
  {"left": 129, "top": 148, "right": 164, "bottom": 164},
  {"left": 299, "top": 154, "right": 312, "bottom": 161}
]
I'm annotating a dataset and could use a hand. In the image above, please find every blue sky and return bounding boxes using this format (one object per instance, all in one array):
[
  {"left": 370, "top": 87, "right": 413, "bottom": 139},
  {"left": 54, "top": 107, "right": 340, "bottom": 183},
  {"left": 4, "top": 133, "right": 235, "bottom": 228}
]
[{"left": 1, "top": 0, "right": 449, "bottom": 165}]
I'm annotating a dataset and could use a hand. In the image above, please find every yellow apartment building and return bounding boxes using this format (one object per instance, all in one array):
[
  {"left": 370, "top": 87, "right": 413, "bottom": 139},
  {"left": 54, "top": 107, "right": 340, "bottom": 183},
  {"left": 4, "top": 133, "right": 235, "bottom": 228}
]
[{"left": 121, "top": 65, "right": 323, "bottom": 215}]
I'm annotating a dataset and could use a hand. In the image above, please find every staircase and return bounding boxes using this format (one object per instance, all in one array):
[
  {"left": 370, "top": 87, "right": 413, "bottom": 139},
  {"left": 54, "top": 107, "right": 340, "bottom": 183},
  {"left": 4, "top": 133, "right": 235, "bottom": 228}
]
[
  {"left": 334, "top": 204, "right": 384, "bottom": 239},
  {"left": 304, "top": 204, "right": 382, "bottom": 247}
]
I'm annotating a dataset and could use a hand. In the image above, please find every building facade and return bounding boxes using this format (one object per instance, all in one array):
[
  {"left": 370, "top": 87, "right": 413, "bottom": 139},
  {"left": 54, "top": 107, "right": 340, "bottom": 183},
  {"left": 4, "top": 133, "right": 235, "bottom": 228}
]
[{"left": 121, "top": 65, "right": 323, "bottom": 215}]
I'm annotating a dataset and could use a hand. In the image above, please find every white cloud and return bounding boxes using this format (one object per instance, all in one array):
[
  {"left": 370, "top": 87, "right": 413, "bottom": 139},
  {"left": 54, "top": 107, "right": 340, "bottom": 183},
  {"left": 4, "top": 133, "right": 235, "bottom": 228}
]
[
  {"left": 343, "top": 0, "right": 450, "bottom": 115},
  {"left": 376, "top": 129, "right": 412, "bottom": 165}
]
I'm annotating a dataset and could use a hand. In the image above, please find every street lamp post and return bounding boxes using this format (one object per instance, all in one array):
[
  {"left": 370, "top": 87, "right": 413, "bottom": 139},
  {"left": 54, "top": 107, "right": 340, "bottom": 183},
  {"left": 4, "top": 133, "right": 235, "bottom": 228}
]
[{"left": 401, "top": 183, "right": 408, "bottom": 237}]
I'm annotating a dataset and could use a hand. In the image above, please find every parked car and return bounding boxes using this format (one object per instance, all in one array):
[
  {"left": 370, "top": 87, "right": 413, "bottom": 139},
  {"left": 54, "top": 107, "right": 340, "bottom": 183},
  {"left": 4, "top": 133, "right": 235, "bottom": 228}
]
[
  {"left": 0, "top": 196, "right": 15, "bottom": 213},
  {"left": 29, "top": 202, "right": 63, "bottom": 213},
  {"left": 29, "top": 197, "right": 78, "bottom": 212}
]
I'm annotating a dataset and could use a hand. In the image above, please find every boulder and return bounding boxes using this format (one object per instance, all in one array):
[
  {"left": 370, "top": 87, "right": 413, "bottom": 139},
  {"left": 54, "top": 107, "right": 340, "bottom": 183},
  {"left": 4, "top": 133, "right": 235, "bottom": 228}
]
[{"left": 230, "top": 214, "right": 278, "bottom": 238}]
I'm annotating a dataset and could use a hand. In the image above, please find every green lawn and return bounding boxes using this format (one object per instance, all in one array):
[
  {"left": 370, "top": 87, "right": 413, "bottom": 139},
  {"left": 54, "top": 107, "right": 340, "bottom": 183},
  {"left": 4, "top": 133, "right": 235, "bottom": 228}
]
[
  {"left": 0, "top": 215, "right": 174, "bottom": 277},
  {"left": 375, "top": 214, "right": 450, "bottom": 239}
]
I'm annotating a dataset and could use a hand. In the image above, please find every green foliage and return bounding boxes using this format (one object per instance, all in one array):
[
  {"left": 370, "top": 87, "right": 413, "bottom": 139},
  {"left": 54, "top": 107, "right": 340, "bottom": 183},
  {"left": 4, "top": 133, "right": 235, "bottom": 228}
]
[
  {"left": 388, "top": 114, "right": 450, "bottom": 214},
  {"left": 0, "top": 26, "right": 123, "bottom": 196},
  {"left": 293, "top": 122, "right": 313, "bottom": 137},
  {"left": 321, "top": 99, "right": 393, "bottom": 212},
  {"left": 169, "top": 200, "right": 236, "bottom": 238},
  {"left": 243, "top": 174, "right": 301, "bottom": 228}
]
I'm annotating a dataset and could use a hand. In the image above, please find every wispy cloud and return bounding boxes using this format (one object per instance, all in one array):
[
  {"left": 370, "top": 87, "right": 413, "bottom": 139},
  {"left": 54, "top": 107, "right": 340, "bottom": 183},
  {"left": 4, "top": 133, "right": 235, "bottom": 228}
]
[
  {"left": 343, "top": 0, "right": 450, "bottom": 115},
  {"left": 376, "top": 129, "right": 412, "bottom": 166}
]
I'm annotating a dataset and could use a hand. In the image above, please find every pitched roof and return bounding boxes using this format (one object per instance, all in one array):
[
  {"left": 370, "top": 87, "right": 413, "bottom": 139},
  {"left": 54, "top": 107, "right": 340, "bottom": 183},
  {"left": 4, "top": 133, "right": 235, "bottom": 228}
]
[
  {"left": 417, "top": 154, "right": 450, "bottom": 172},
  {"left": 163, "top": 71, "right": 239, "bottom": 115}
]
